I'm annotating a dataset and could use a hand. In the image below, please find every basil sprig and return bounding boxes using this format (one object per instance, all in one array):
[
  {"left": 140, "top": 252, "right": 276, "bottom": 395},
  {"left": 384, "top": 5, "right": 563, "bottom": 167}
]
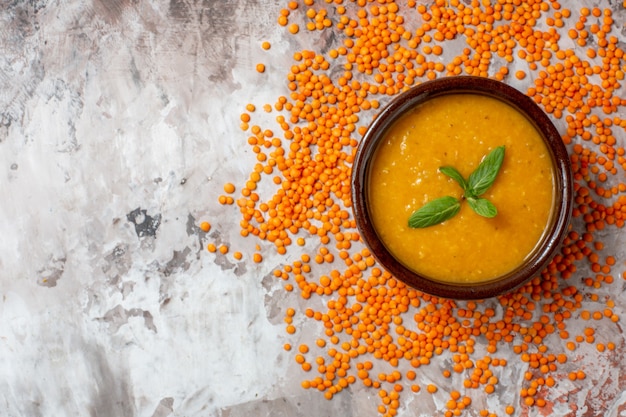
[{"left": 408, "top": 146, "right": 505, "bottom": 228}]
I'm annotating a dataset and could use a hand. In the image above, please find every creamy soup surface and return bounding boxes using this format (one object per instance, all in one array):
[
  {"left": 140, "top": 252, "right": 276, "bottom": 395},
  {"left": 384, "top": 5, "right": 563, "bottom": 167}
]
[{"left": 368, "top": 93, "right": 555, "bottom": 283}]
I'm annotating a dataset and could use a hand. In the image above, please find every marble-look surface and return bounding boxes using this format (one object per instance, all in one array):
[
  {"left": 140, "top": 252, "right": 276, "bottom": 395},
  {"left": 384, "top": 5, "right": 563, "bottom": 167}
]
[
  {"left": 1, "top": 1, "right": 625, "bottom": 417},
  {"left": 1, "top": 1, "right": 295, "bottom": 415}
]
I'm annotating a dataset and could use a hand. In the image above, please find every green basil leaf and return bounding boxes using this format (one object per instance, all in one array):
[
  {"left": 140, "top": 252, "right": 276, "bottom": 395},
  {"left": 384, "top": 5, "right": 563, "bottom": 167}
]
[
  {"left": 408, "top": 196, "right": 461, "bottom": 228},
  {"left": 440, "top": 166, "right": 468, "bottom": 191},
  {"left": 467, "top": 197, "right": 498, "bottom": 218},
  {"left": 468, "top": 146, "right": 505, "bottom": 197},
  {"left": 407, "top": 146, "right": 505, "bottom": 228}
]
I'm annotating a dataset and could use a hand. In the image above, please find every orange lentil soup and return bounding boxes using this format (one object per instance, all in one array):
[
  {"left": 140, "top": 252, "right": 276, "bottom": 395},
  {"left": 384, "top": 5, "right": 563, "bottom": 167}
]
[{"left": 368, "top": 94, "right": 555, "bottom": 283}]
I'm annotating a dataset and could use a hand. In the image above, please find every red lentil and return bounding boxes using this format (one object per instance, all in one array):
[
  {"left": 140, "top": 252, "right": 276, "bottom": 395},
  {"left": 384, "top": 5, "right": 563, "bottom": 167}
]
[{"left": 199, "top": 221, "right": 211, "bottom": 233}]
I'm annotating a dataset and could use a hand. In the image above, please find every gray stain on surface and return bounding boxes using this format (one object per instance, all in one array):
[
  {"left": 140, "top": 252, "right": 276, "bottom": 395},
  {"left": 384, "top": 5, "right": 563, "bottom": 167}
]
[
  {"left": 98, "top": 304, "right": 157, "bottom": 333},
  {"left": 37, "top": 256, "right": 66, "bottom": 287},
  {"left": 127, "top": 207, "right": 161, "bottom": 238},
  {"left": 92, "top": 0, "right": 133, "bottom": 25},
  {"left": 186, "top": 213, "right": 198, "bottom": 237},
  {"left": 151, "top": 397, "right": 174, "bottom": 417},
  {"left": 102, "top": 243, "right": 131, "bottom": 286},
  {"left": 161, "top": 247, "right": 192, "bottom": 276}
]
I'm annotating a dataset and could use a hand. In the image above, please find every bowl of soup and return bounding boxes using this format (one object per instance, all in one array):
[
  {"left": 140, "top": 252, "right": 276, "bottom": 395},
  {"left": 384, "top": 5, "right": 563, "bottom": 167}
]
[{"left": 351, "top": 76, "right": 573, "bottom": 299}]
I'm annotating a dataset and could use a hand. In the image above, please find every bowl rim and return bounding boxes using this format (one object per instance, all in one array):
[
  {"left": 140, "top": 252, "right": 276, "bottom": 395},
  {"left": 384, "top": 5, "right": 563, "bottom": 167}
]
[{"left": 351, "top": 76, "right": 573, "bottom": 300}]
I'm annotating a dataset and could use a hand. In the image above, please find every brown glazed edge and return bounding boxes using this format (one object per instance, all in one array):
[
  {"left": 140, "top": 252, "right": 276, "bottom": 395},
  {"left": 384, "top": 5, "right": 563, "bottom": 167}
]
[{"left": 351, "top": 76, "right": 573, "bottom": 300}]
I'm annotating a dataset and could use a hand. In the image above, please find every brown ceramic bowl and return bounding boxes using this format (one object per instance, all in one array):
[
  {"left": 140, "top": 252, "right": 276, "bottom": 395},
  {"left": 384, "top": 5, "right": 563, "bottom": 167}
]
[{"left": 352, "top": 76, "right": 573, "bottom": 299}]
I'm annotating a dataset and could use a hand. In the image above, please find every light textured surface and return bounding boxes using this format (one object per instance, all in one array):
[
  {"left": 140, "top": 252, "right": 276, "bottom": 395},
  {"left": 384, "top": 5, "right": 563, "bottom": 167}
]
[
  {"left": 1, "top": 1, "right": 625, "bottom": 417},
  {"left": 1, "top": 1, "right": 292, "bottom": 415}
]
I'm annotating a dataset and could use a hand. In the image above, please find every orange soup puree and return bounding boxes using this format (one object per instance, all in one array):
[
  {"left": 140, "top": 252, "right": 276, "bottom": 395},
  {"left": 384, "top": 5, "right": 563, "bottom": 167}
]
[{"left": 368, "top": 94, "right": 555, "bottom": 283}]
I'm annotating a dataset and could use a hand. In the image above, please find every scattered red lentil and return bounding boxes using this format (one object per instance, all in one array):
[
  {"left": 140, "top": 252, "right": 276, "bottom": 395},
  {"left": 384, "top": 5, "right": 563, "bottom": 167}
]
[
  {"left": 206, "top": 1, "right": 626, "bottom": 415},
  {"left": 223, "top": 182, "right": 236, "bottom": 194}
]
